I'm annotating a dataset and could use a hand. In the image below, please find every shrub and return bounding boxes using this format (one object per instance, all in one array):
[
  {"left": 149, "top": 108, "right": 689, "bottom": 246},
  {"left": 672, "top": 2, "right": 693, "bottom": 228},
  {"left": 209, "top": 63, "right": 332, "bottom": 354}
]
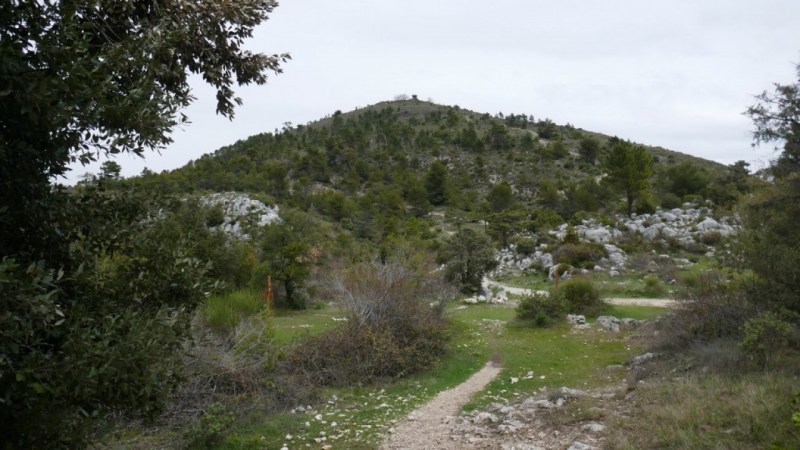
[
  {"left": 182, "top": 403, "right": 235, "bottom": 450},
  {"left": 699, "top": 230, "right": 723, "bottom": 246},
  {"left": 531, "top": 208, "right": 563, "bottom": 231},
  {"left": 641, "top": 275, "right": 668, "bottom": 298},
  {"left": 562, "top": 226, "right": 580, "bottom": 244},
  {"left": 286, "top": 258, "right": 454, "bottom": 385},
  {"left": 515, "top": 238, "right": 538, "bottom": 256},
  {"left": 635, "top": 196, "right": 657, "bottom": 215},
  {"left": 740, "top": 311, "right": 795, "bottom": 369},
  {"left": 516, "top": 291, "right": 567, "bottom": 326},
  {"left": 202, "top": 290, "right": 265, "bottom": 331},
  {"left": 653, "top": 273, "right": 756, "bottom": 350},
  {"left": 660, "top": 192, "right": 682, "bottom": 209},
  {"left": 557, "top": 278, "right": 605, "bottom": 316},
  {"left": 553, "top": 242, "right": 606, "bottom": 266}
]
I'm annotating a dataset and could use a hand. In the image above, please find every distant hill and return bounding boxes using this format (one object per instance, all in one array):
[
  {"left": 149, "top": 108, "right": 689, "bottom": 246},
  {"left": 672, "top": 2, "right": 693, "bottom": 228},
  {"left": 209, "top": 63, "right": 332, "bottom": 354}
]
[{"left": 126, "top": 99, "right": 735, "bottom": 236}]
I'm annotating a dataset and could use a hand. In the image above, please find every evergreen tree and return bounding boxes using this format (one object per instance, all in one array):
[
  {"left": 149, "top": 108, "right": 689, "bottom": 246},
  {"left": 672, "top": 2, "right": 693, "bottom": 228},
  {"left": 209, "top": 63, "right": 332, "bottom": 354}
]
[{"left": 604, "top": 140, "right": 654, "bottom": 216}]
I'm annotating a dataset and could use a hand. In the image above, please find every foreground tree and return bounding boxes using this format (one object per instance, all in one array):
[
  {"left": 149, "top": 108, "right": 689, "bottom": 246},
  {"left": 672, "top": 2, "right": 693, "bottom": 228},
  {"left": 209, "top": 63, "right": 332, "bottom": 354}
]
[
  {"left": 1, "top": 0, "right": 289, "bottom": 259},
  {"left": 0, "top": 1, "right": 288, "bottom": 447},
  {"left": 742, "top": 62, "right": 800, "bottom": 314},
  {"left": 604, "top": 139, "right": 653, "bottom": 216}
]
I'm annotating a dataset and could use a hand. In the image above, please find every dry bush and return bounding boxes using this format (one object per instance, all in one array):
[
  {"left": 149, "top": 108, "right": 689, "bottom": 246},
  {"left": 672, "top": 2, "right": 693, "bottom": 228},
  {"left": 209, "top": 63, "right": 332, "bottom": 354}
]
[
  {"left": 649, "top": 271, "right": 756, "bottom": 351},
  {"left": 285, "top": 258, "right": 455, "bottom": 386},
  {"left": 159, "top": 312, "right": 285, "bottom": 427}
]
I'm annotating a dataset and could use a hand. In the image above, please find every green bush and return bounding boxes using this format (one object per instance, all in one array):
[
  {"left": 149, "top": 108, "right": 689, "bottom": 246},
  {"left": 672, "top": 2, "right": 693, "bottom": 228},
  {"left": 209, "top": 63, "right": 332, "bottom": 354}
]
[
  {"left": 182, "top": 403, "right": 235, "bottom": 450},
  {"left": 660, "top": 192, "right": 683, "bottom": 209},
  {"left": 641, "top": 275, "right": 668, "bottom": 298},
  {"left": 516, "top": 291, "right": 567, "bottom": 326},
  {"left": 553, "top": 242, "right": 606, "bottom": 266},
  {"left": 557, "top": 278, "right": 605, "bottom": 316},
  {"left": 202, "top": 290, "right": 265, "bottom": 332},
  {"left": 515, "top": 238, "right": 538, "bottom": 256},
  {"left": 740, "top": 311, "right": 795, "bottom": 369},
  {"left": 531, "top": 208, "right": 563, "bottom": 231}
]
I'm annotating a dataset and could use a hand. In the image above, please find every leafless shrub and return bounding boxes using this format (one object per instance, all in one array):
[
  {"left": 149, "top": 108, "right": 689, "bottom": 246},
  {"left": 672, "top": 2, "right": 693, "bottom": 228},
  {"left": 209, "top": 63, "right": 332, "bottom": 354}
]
[
  {"left": 649, "top": 272, "right": 756, "bottom": 352},
  {"left": 286, "top": 258, "right": 456, "bottom": 386}
]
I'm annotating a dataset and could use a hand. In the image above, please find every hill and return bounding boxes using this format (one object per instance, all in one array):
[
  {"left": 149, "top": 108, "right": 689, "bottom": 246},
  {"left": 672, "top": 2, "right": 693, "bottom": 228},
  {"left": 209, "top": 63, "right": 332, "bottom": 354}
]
[{"left": 121, "top": 99, "right": 748, "bottom": 243}]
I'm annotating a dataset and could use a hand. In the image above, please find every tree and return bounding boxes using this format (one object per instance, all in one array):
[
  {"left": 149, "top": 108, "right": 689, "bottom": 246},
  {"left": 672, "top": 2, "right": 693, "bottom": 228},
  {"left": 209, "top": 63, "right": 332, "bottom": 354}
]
[
  {"left": 0, "top": 1, "right": 288, "bottom": 446},
  {"left": 439, "top": 229, "right": 498, "bottom": 293},
  {"left": 579, "top": 136, "right": 600, "bottom": 164},
  {"left": 1, "top": 0, "right": 289, "bottom": 260},
  {"left": 486, "top": 182, "right": 516, "bottom": 212},
  {"left": 486, "top": 209, "right": 528, "bottom": 247},
  {"left": 604, "top": 140, "right": 654, "bottom": 216},
  {"left": 741, "top": 61, "right": 800, "bottom": 314},
  {"left": 662, "top": 161, "right": 709, "bottom": 198},
  {"left": 425, "top": 160, "right": 450, "bottom": 206},
  {"left": 99, "top": 160, "right": 122, "bottom": 180},
  {"left": 259, "top": 215, "right": 315, "bottom": 309}
]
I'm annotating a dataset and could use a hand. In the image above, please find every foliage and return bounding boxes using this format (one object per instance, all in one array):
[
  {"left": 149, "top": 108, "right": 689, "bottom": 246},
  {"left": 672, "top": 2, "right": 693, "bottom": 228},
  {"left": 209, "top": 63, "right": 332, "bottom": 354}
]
[
  {"left": 531, "top": 208, "right": 564, "bottom": 231},
  {"left": 655, "top": 272, "right": 756, "bottom": 350},
  {"left": 741, "top": 61, "right": 800, "bottom": 315},
  {"left": 425, "top": 160, "right": 450, "bottom": 206},
  {"left": 662, "top": 161, "right": 710, "bottom": 198},
  {"left": 0, "top": 2, "right": 286, "bottom": 446},
  {"left": 202, "top": 290, "right": 266, "bottom": 332},
  {"left": 257, "top": 212, "right": 318, "bottom": 309},
  {"left": 516, "top": 291, "right": 567, "bottom": 326},
  {"left": 739, "top": 311, "right": 795, "bottom": 369},
  {"left": 0, "top": 0, "right": 288, "bottom": 260},
  {"left": 486, "top": 209, "right": 528, "bottom": 247},
  {"left": 641, "top": 274, "right": 668, "bottom": 297},
  {"left": 182, "top": 403, "right": 235, "bottom": 450},
  {"left": 552, "top": 242, "right": 605, "bottom": 267},
  {"left": 286, "top": 257, "right": 453, "bottom": 385},
  {"left": 515, "top": 238, "right": 538, "bottom": 256},
  {"left": 604, "top": 139, "right": 654, "bottom": 216},
  {"left": 439, "top": 228, "right": 498, "bottom": 293},
  {"left": 579, "top": 135, "right": 601, "bottom": 164},
  {"left": 486, "top": 182, "right": 516, "bottom": 212},
  {"left": 0, "top": 190, "right": 219, "bottom": 449},
  {"left": 555, "top": 278, "right": 606, "bottom": 316}
]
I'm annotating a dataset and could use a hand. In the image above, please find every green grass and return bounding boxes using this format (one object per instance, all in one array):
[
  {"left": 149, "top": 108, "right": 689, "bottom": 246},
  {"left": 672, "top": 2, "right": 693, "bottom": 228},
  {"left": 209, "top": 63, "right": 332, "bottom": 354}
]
[
  {"left": 220, "top": 316, "right": 490, "bottom": 449},
  {"left": 115, "top": 301, "right": 668, "bottom": 449},
  {"left": 607, "top": 371, "right": 800, "bottom": 449},
  {"left": 272, "top": 305, "right": 344, "bottom": 344}
]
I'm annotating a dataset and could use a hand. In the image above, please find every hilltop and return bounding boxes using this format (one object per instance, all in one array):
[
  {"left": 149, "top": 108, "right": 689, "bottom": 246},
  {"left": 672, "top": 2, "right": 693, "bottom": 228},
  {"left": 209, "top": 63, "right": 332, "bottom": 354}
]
[{"left": 127, "top": 99, "right": 736, "bottom": 226}]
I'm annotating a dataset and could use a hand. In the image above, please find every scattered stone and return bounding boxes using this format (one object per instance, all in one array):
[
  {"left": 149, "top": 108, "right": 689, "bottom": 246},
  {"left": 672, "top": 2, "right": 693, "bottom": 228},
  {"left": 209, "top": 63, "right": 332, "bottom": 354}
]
[
  {"left": 567, "top": 314, "right": 586, "bottom": 325},
  {"left": 621, "top": 318, "right": 644, "bottom": 328},
  {"left": 631, "top": 352, "right": 659, "bottom": 366},
  {"left": 568, "top": 441, "right": 596, "bottom": 450},
  {"left": 597, "top": 316, "right": 621, "bottom": 332},
  {"left": 581, "top": 422, "right": 606, "bottom": 433}
]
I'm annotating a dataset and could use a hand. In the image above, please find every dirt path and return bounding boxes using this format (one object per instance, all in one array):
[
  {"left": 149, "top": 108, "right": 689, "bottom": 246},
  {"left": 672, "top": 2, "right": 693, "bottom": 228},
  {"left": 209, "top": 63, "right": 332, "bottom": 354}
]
[
  {"left": 381, "top": 361, "right": 502, "bottom": 450},
  {"left": 487, "top": 279, "right": 678, "bottom": 308}
]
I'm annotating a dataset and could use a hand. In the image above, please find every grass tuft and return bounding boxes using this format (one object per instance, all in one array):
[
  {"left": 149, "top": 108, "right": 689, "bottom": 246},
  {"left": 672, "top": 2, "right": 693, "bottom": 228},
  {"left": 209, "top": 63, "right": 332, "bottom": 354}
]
[{"left": 203, "top": 289, "right": 265, "bottom": 331}]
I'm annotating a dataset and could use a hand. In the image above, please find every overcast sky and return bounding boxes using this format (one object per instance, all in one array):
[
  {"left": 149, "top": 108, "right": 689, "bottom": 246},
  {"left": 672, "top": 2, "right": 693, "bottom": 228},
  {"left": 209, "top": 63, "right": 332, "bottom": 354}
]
[{"left": 66, "top": 0, "right": 800, "bottom": 183}]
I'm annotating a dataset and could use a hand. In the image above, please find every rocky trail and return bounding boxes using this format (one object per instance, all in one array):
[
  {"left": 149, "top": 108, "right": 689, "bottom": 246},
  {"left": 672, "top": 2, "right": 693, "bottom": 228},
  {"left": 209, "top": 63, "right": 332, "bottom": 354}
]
[
  {"left": 486, "top": 280, "right": 678, "bottom": 308},
  {"left": 381, "top": 362, "right": 502, "bottom": 450}
]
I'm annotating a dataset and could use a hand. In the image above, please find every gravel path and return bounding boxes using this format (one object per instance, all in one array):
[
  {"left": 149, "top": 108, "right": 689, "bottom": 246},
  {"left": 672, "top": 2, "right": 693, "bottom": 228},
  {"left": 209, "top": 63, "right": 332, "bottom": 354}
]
[
  {"left": 381, "top": 361, "right": 502, "bottom": 450},
  {"left": 487, "top": 279, "right": 678, "bottom": 308}
]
